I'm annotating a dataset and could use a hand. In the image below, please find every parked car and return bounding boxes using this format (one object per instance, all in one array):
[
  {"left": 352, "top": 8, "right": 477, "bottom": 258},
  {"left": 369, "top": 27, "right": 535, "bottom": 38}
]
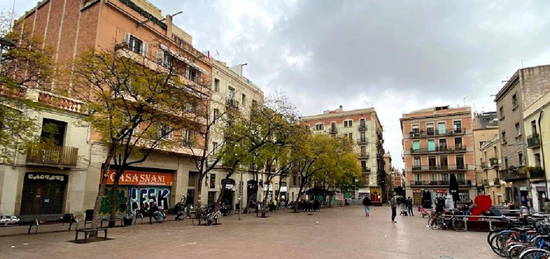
[{"left": 0, "top": 215, "right": 20, "bottom": 226}]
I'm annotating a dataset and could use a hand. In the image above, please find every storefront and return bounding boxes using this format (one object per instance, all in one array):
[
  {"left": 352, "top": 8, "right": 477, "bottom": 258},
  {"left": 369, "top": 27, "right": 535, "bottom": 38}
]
[
  {"left": 20, "top": 173, "right": 68, "bottom": 215},
  {"left": 221, "top": 178, "right": 236, "bottom": 208},
  {"left": 103, "top": 167, "right": 175, "bottom": 214}
]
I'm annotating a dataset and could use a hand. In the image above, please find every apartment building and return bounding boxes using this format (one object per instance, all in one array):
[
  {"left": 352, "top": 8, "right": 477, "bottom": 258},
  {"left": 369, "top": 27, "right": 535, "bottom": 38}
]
[
  {"left": 495, "top": 65, "right": 550, "bottom": 210},
  {"left": 400, "top": 106, "right": 476, "bottom": 206},
  {"left": 471, "top": 112, "right": 499, "bottom": 195},
  {"left": 207, "top": 59, "right": 264, "bottom": 209},
  {"left": 300, "top": 106, "right": 385, "bottom": 204},
  {"left": 8, "top": 0, "right": 211, "bottom": 218},
  {"left": 479, "top": 136, "right": 507, "bottom": 205}
]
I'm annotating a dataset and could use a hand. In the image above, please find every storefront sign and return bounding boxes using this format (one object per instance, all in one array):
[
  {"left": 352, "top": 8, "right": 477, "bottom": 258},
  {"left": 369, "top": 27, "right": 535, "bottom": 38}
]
[
  {"left": 27, "top": 173, "right": 67, "bottom": 182},
  {"left": 105, "top": 170, "right": 174, "bottom": 186}
]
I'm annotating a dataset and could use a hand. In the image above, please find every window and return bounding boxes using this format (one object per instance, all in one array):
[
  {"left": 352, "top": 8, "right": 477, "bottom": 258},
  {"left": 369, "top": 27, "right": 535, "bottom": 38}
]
[
  {"left": 504, "top": 157, "right": 509, "bottom": 169},
  {"left": 209, "top": 174, "right": 216, "bottom": 188},
  {"left": 212, "top": 142, "right": 218, "bottom": 153},
  {"left": 428, "top": 156, "right": 436, "bottom": 168},
  {"left": 512, "top": 94, "right": 518, "bottom": 109},
  {"left": 437, "top": 122, "right": 446, "bottom": 134},
  {"left": 454, "top": 137, "right": 462, "bottom": 148},
  {"left": 411, "top": 124, "right": 420, "bottom": 136},
  {"left": 345, "top": 133, "right": 353, "bottom": 140},
  {"left": 41, "top": 119, "right": 67, "bottom": 146},
  {"left": 360, "top": 132, "right": 366, "bottom": 142},
  {"left": 518, "top": 152, "right": 523, "bottom": 166},
  {"left": 531, "top": 120, "right": 538, "bottom": 135},
  {"left": 360, "top": 118, "right": 366, "bottom": 128},
  {"left": 315, "top": 123, "right": 324, "bottom": 131},
  {"left": 535, "top": 153, "right": 542, "bottom": 167},
  {"left": 361, "top": 160, "right": 367, "bottom": 171},
  {"left": 414, "top": 173, "right": 421, "bottom": 182},
  {"left": 413, "top": 156, "right": 421, "bottom": 168},
  {"left": 430, "top": 173, "right": 437, "bottom": 182},
  {"left": 427, "top": 139, "right": 436, "bottom": 151},
  {"left": 457, "top": 173, "right": 465, "bottom": 182},
  {"left": 453, "top": 120, "right": 462, "bottom": 133},
  {"left": 241, "top": 93, "right": 246, "bottom": 105},
  {"left": 330, "top": 122, "right": 336, "bottom": 132},
  {"left": 161, "top": 50, "right": 173, "bottom": 67},
  {"left": 456, "top": 155, "right": 464, "bottom": 169},
  {"left": 159, "top": 124, "right": 173, "bottom": 139},
  {"left": 438, "top": 139, "right": 447, "bottom": 149},
  {"left": 412, "top": 140, "right": 420, "bottom": 151},
  {"left": 426, "top": 123, "right": 434, "bottom": 135},
  {"left": 442, "top": 173, "right": 449, "bottom": 182},
  {"left": 214, "top": 78, "right": 220, "bottom": 92},
  {"left": 499, "top": 106, "right": 505, "bottom": 120},
  {"left": 184, "top": 129, "right": 195, "bottom": 146},
  {"left": 188, "top": 68, "right": 198, "bottom": 82},
  {"left": 252, "top": 100, "right": 258, "bottom": 107},
  {"left": 514, "top": 122, "right": 521, "bottom": 137},
  {"left": 479, "top": 141, "right": 486, "bottom": 148},
  {"left": 344, "top": 120, "right": 353, "bottom": 128},
  {"left": 360, "top": 146, "right": 367, "bottom": 156},
  {"left": 440, "top": 156, "right": 448, "bottom": 168},
  {"left": 501, "top": 131, "right": 507, "bottom": 144},
  {"left": 213, "top": 108, "right": 220, "bottom": 122},
  {"left": 126, "top": 34, "right": 146, "bottom": 55}
]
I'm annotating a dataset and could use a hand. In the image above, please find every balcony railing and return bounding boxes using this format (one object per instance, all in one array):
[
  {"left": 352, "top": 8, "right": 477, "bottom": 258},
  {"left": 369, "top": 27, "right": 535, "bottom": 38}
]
[
  {"left": 527, "top": 134, "right": 541, "bottom": 148},
  {"left": 410, "top": 145, "right": 467, "bottom": 154},
  {"left": 358, "top": 125, "right": 367, "bottom": 131},
  {"left": 329, "top": 127, "right": 337, "bottom": 134},
  {"left": 26, "top": 145, "right": 78, "bottom": 166},
  {"left": 357, "top": 139, "right": 368, "bottom": 145},
  {"left": 359, "top": 153, "right": 370, "bottom": 159},
  {"left": 529, "top": 167, "right": 546, "bottom": 179},
  {"left": 489, "top": 158, "right": 499, "bottom": 168},
  {"left": 408, "top": 128, "right": 466, "bottom": 138},
  {"left": 410, "top": 164, "right": 468, "bottom": 171},
  {"left": 483, "top": 179, "right": 489, "bottom": 186},
  {"left": 481, "top": 162, "right": 489, "bottom": 169},
  {"left": 410, "top": 180, "right": 468, "bottom": 186},
  {"left": 225, "top": 97, "right": 239, "bottom": 108},
  {"left": 493, "top": 178, "right": 501, "bottom": 186},
  {"left": 501, "top": 167, "right": 528, "bottom": 181}
]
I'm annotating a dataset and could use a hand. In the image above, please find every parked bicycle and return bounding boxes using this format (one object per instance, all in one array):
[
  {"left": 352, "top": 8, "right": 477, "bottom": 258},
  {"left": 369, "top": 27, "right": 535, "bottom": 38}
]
[
  {"left": 487, "top": 216, "right": 550, "bottom": 258},
  {"left": 192, "top": 206, "right": 222, "bottom": 226}
]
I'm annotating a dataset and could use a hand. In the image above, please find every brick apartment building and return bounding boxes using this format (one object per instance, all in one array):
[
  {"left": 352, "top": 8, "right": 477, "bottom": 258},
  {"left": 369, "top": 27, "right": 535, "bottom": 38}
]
[
  {"left": 2, "top": 0, "right": 211, "bottom": 218},
  {"left": 401, "top": 106, "right": 476, "bottom": 206}
]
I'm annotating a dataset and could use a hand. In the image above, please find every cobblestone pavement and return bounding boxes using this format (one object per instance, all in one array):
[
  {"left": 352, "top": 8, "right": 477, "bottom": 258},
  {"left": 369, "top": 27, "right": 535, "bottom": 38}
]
[{"left": 0, "top": 206, "right": 497, "bottom": 259}]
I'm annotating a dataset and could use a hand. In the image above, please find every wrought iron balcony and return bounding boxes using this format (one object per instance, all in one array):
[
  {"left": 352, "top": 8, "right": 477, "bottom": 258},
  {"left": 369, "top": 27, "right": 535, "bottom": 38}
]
[
  {"left": 26, "top": 145, "right": 78, "bottom": 167},
  {"left": 358, "top": 125, "right": 367, "bottom": 131},
  {"left": 410, "top": 164, "right": 468, "bottom": 171},
  {"left": 409, "top": 145, "right": 467, "bottom": 154},
  {"left": 225, "top": 97, "right": 239, "bottom": 108},
  {"left": 529, "top": 167, "right": 546, "bottom": 179},
  {"left": 359, "top": 153, "right": 369, "bottom": 159},
  {"left": 357, "top": 138, "right": 368, "bottom": 145},
  {"left": 501, "top": 167, "right": 528, "bottom": 181},
  {"left": 408, "top": 128, "right": 466, "bottom": 138},
  {"left": 483, "top": 179, "right": 489, "bottom": 186},
  {"left": 527, "top": 134, "right": 541, "bottom": 148},
  {"left": 329, "top": 127, "right": 337, "bottom": 134},
  {"left": 493, "top": 178, "right": 501, "bottom": 186},
  {"left": 489, "top": 158, "right": 499, "bottom": 168}
]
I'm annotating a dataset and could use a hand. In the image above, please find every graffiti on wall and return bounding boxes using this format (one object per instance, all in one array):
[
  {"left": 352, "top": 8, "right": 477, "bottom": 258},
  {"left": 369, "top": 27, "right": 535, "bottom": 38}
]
[{"left": 128, "top": 187, "right": 171, "bottom": 211}]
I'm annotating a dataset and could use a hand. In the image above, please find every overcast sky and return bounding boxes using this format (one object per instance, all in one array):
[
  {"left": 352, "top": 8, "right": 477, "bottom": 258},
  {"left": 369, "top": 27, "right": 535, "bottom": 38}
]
[{"left": 6, "top": 0, "right": 550, "bottom": 169}]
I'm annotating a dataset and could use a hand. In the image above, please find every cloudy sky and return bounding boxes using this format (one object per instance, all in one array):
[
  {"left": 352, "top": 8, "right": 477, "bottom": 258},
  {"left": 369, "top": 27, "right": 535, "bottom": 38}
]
[{"left": 6, "top": 0, "right": 550, "bottom": 169}]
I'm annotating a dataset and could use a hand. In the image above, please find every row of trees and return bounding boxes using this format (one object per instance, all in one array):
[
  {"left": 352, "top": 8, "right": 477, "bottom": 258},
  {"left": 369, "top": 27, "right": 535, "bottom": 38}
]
[{"left": 0, "top": 25, "right": 362, "bottom": 227}]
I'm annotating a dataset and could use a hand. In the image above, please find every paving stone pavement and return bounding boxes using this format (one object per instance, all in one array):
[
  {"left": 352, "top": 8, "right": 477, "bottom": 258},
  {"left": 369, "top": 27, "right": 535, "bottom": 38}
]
[{"left": 0, "top": 206, "right": 498, "bottom": 259}]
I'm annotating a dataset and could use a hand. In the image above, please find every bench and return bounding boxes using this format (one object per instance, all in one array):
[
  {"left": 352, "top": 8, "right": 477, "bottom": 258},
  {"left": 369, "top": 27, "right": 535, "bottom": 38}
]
[
  {"left": 27, "top": 214, "right": 78, "bottom": 234},
  {"left": 75, "top": 227, "right": 108, "bottom": 241}
]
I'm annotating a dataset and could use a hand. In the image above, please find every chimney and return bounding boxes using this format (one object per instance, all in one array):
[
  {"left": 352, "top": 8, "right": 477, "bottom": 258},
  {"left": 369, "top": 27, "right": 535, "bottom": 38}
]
[{"left": 165, "top": 15, "right": 173, "bottom": 38}]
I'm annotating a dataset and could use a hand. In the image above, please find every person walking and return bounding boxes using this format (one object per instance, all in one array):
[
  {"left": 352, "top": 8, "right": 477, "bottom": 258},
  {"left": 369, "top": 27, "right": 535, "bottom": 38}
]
[
  {"left": 390, "top": 194, "right": 398, "bottom": 223},
  {"left": 362, "top": 195, "right": 371, "bottom": 216},
  {"left": 407, "top": 197, "right": 414, "bottom": 216}
]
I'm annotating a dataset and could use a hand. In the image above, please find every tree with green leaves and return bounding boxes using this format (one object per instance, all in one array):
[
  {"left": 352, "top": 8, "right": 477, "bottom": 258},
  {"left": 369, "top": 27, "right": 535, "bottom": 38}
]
[{"left": 71, "top": 47, "right": 207, "bottom": 227}]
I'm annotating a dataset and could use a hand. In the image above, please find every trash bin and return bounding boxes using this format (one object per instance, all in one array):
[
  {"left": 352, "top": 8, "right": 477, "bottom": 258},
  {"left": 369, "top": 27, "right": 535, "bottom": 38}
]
[{"left": 85, "top": 209, "right": 94, "bottom": 222}]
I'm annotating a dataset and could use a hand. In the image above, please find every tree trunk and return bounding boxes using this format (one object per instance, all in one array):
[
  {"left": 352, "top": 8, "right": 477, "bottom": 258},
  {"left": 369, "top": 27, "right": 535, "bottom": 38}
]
[
  {"left": 293, "top": 182, "right": 305, "bottom": 213},
  {"left": 261, "top": 180, "right": 270, "bottom": 217},
  {"left": 108, "top": 168, "right": 123, "bottom": 227},
  {"left": 194, "top": 174, "right": 204, "bottom": 208},
  {"left": 91, "top": 145, "right": 115, "bottom": 231}
]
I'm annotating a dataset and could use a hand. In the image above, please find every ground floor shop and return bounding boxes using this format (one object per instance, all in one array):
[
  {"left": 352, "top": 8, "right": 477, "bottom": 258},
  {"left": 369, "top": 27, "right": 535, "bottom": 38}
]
[
  {"left": 529, "top": 181, "right": 548, "bottom": 212},
  {"left": 407, "top": 187, "right": 476, "bottom": 207}
]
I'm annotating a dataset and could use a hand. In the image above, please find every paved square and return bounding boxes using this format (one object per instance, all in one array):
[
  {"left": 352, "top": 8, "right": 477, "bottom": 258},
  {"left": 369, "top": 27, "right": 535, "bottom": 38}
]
[{"left": 0, "top": 206, "right": 497, "bottom": 259}]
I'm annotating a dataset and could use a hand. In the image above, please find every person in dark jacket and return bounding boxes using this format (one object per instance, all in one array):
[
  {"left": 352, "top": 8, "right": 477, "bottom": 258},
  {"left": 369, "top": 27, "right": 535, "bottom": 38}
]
[
  {"left": 407, "top": 197, "right": 414, "bottom": 216},
  {"left": 362, "top": 196, "right": 371, "bottom": 216}
]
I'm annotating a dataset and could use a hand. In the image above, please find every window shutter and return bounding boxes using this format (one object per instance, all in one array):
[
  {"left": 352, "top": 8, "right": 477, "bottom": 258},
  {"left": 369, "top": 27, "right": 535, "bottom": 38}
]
[
  {"left": 124, "top": 32, "right": 130, "bottom": 46},
  {"left": 142, "top": 42, "right": 148, "bottom": 57},
  {"left": 156, "top": 49, "right": 164, "bottom": 64}
]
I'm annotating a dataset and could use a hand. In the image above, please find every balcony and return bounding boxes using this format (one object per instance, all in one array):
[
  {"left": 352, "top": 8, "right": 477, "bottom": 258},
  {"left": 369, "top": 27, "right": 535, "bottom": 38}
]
[
  {"left": 410, "top": 164, "right": 468, "bottom": 172},
  {"left": 481, "top": 162, "right": 489, "bottom": 169},
  {"left": 358, "top": 125, "right": 367, "bottom": 131},
  {"left": 527, "top": 134, "right": 541, "bottom": 148},
  {"left": 410, "top": 180, "right": 468, "bottom": 187},
  {"left": 362, "top": 167, "right": 371, "bottom": 173},
  {"left": 329, "top": 127, "right": 338, "bottom": 134},
  {"left": 359, "top": 153, "right": 370, "bottom": 159},
  {"left": 408, "top": 128, "right": 466, "bottom": 138},
  {"left": 483, "top": 179, "right": 489, "bottom": 186},
  {"left": 529, "top": 167, "right": 546, "bottom": 180},
  {"left": 489, "top": 158, "right": 499, "bottom": 168},
  {"left": 493, "top": 178, "right": 501, "bottom": 186},
  {"left": 26, "top": 145, "right": 78, "bottom": 167},
  {"left": 409, "top": 145, "right": 467, "bottom": 154},
  {"left": 501, "top": 167, "right": 528, "bottom": 181},
  {"left": 357, "top": 139, "right": 368, "bottom": 145}
]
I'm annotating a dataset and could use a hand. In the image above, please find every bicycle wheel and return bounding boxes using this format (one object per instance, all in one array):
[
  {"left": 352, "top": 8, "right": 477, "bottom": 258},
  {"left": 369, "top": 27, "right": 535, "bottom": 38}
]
[
  {"left": 452, "top": 218, "right": 466, "bottom": 231},
  {"left": 428, "top": 216, "right": 440, "bottom": 230},
  {"left": 491, "top": 232, "right": 512, "bottom": 257},
  {"left": 507, "top": 244, "right": 527, "bottom": 259},
  {"left": 519, "top": 248, "right": 550, "bottom": 259}
]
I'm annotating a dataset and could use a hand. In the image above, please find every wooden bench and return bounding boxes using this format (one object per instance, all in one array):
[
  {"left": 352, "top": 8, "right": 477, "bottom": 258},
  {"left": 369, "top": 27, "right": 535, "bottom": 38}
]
[{"left": 75, "top": 227, "right": 108, "bottom": 241}]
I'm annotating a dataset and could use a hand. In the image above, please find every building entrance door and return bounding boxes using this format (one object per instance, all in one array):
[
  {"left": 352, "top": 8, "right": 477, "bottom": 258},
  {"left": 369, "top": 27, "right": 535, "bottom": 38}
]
[{"left": 21, "top": 173, "right": 67, "bottom": 215}]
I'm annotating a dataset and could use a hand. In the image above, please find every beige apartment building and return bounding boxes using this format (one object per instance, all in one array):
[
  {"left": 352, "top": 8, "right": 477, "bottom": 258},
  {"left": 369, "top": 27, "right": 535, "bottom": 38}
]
[
  {"left": 401, "top": 106, "right": 476, "bottom": 206},
  {"left": 495, "top": 65, "right": 550, "bottom": 210},
  {"left": 4, "top": 0, "right": 212, "bottom": 219},
  {"left": 207, "top": 59, "right": 264, "bottom": 210},
  {"left": 471, "top": 112, "right": 499, "bottom": 194},
  {"left": 300, "top": 107, "right": 386, "bottom": 204},
  {"left": 479, "top": 136, "right": 507, "bottom": 205}
]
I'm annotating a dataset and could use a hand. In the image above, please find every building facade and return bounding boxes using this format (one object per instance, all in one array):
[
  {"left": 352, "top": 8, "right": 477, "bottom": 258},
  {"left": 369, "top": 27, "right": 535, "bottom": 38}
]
[
  {"left": 495, "top": 65, "right": 550, "bottom": 210},
  {"left": 207, "top": 59, "right": 264, "bottom": 210},
  {"left": 479, "top": 136, "right": 507, "bottom": 205},
  {"left": 300, "top": 106, "right": 385, "bottom": 203},
  {"left": 471, "top": 112, "right": 499, "bottom": 195},
  {"left": 5, "top": 0, "right": 212, "bottom": 218},
  {"left": 401, "top": 106, "right": 476, "bottom": 206}
]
